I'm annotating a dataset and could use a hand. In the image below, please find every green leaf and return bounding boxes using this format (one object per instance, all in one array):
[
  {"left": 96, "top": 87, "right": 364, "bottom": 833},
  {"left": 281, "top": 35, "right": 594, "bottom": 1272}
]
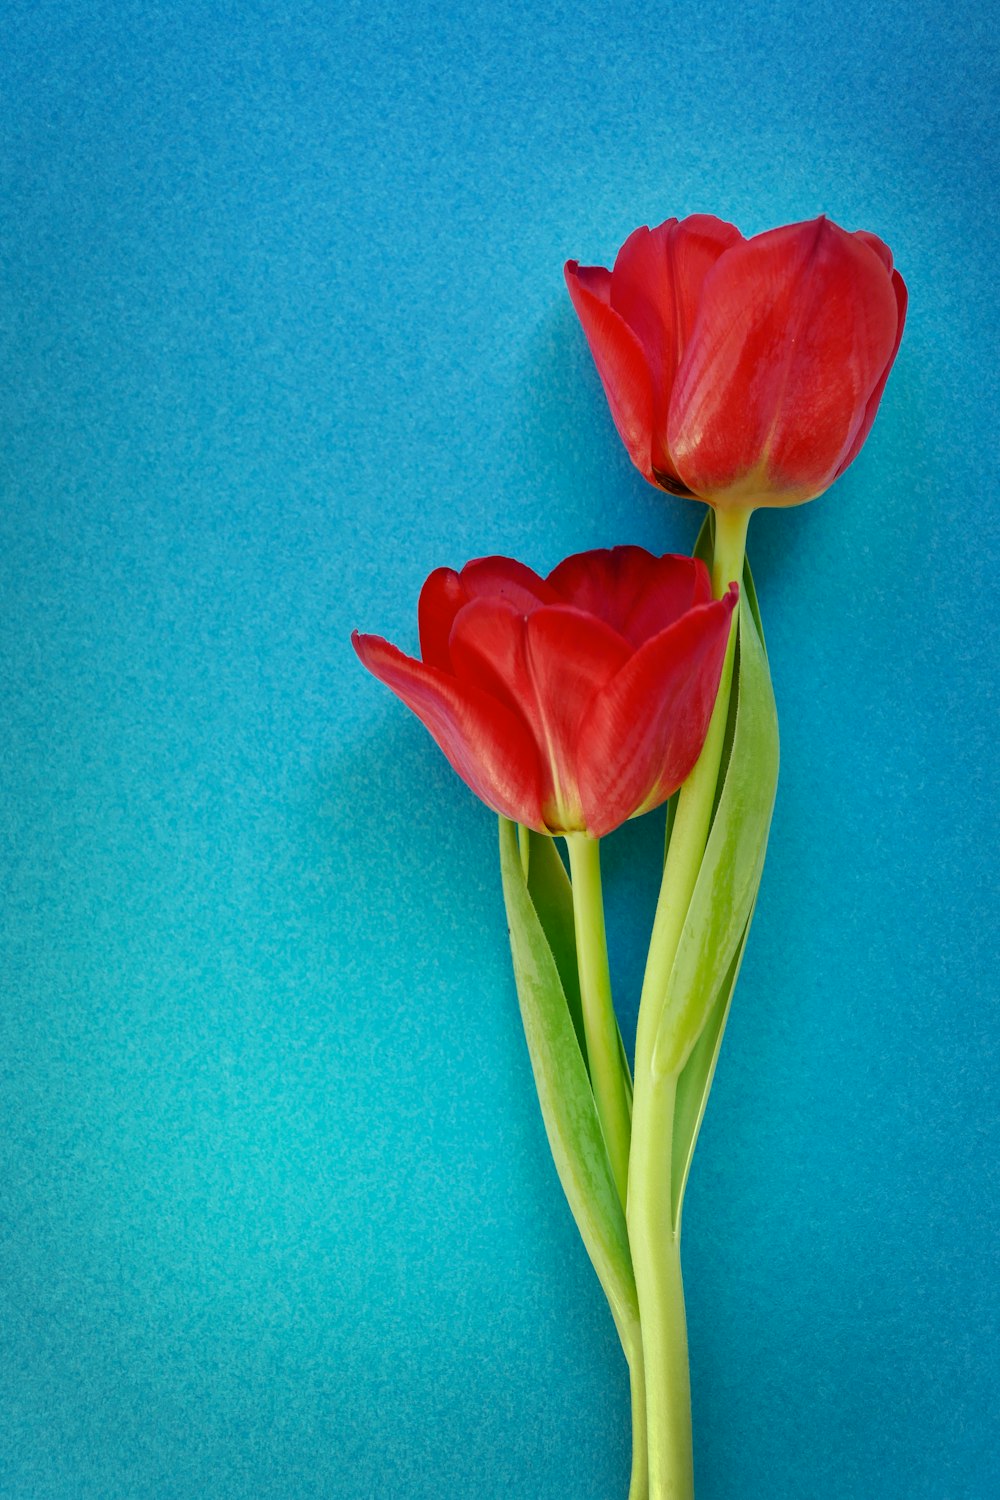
[
  {"left": 670, "top": 896, "right": 757, "bottom": 1228},
  {"left": 679, "top": 510, "right": 766, "bottom": 869},
  {"left": 740, "top": 551, "right": 767, "bottom": 659},
  {"left": 652, "top": 597, "right": 779, "bottom": 1081},
  {"left": 693, "top": 509, "right": 713, "bottom": 570},
  {"left": 524, "top": 829, "right": 633, "bottom": 1111},
  {"left": 523, "top": 831, "right": 587, "bottom": 1063},
  {"left": 498, "top": 818, "right": 639, "bottom": 1347}
]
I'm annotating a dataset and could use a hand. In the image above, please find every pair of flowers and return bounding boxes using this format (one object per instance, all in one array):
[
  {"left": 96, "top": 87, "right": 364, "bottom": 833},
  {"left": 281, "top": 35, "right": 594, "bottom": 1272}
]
[
  {"left": 354, "top": 214, "right": 906, "bottom": 837},
  {"left": 354, "top": 211, "right": 906, "bottom": 1500}
]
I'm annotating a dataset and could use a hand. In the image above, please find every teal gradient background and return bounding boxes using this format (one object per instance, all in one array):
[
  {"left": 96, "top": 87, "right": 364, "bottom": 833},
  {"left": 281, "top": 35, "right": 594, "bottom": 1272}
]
[{"left": 2, "top": 2, "right": 997, "bottom": 1496}]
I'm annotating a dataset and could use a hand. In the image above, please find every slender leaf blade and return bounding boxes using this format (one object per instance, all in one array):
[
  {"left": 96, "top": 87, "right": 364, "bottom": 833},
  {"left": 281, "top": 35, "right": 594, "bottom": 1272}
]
[
  {"left": 693, "top": 510, "right": 713, "bottom": 569},
  {"left": 524, "top": 831, "right": 587, "bottom": 1062},
  {"left": 670, "top": 896, "right": 757, "bottom": 1227},
  {"left": 652, "top": 597, "right": 779, "bottom": 1078},
  {"left": 497, "top": 818, "right": 639, "bottom": 1344},
  {"left": 524, "top": 829, "right": 633, "bottom": 1110},
  {"left": 740, "top": 551, "right": 767, "bottom": 658}
]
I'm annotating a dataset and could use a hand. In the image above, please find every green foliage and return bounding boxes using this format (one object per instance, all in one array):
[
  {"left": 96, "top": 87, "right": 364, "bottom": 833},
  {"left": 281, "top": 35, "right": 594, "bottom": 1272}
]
[
  {"left": 654, "top": 590, "right": 779, "bottom": 1222},
  {"left": 654, "top": 596, "right": 778, "bottom": 1080},
  {"left": 498, "top": 819, "right": 640, "bottom": 1350}
]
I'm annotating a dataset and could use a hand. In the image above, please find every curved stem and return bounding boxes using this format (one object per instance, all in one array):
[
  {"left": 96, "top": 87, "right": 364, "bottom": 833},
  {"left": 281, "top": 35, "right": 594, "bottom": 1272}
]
[
  {"left": 627, "top": 504, "right": 752, "bottom": 1498},
  {"left": 564, "top": 832, "right": 632, "bottom": 1209}
]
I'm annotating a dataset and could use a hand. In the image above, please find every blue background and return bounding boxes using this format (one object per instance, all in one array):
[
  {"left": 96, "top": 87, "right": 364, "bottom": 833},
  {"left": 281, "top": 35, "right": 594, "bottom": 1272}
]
[{"left": 2, "top": 2, "right": 997, "bottom": 1496}]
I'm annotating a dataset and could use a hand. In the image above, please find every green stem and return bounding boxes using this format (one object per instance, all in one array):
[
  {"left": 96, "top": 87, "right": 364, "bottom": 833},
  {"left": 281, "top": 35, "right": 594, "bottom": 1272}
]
[
  {"left": 627, "top": 1348, "right": 650, "bottom": 1500},
  {"left": 627, "top": 1076, "right": 691, "bottom": 1498},
  {"left": 564, "top": 832, "right": 632, "bottom": 1210},
  {"left": 710, "top": 505, "right": 750, "bottom": 600},
  {"left": 628, "top": 504, "right": 752, "bottom": 1499}
]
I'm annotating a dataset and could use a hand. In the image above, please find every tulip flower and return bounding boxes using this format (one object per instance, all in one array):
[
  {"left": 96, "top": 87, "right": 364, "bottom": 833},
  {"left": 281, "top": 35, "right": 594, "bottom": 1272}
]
[
  {"left": 352, "top": 547, "right": 737, "bottom": 839},
  {"left": 566, "top": 214, "right": 907, "bottom": 509}
]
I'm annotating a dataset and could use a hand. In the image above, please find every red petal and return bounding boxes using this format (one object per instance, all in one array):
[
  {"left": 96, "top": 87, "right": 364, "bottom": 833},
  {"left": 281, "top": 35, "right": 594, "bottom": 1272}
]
[
  {"left": 448, "top": 600, "right": 631, "bottom": 831},
  {"left": 418, "top": 556, "right": 557, "bottom": 669},
  {"left": 852, "top": 229, "right": 893, "bottom": 272},
  {"left": 526, "top": 606, "right": 633, "bottom": 830},
  {"left": 610, "top": 217, "right": 742, "bottom": 464},
  {"left": 668, "top": 217, "right": 903, "bottom": 505},
  {"left": 565, "top": 258, "right": 659, "bottom": 483},
  {"left": 446, "top": 598, "right": 533, "bottom": 716},
  {"left": 571, "top": 262, "right": 613, "bottom": 303},
  {"left": 418, "top": 567, "right": 467, "bottom": 669},
  {"left": 834, "top": 265, "right": 907, "bottom": 479},
  {"left": 459, "top": 555, "right": 559, "bottom": 612},
  {"left": 547, "top": 547, "right": 712, "bottom": 646},
  {"left": 576, "top": 587, "right": 737, "bottom": 838},
  {"left": 352, "top": 631, "right": 546, "bottom": 829}
]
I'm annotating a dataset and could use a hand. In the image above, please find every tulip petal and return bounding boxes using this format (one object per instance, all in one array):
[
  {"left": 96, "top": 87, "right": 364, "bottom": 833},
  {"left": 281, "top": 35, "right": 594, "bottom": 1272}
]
[
  {"left": 449, "top": 600, "right": 632, "bottom": 830},
  {"left": 547, "top": 546, "right": 712, "bottom": 647},
  {"left": 834, "top": 266, "right": 908, "bottom": 479},
  {"left": 610, "top": 217, "right": 742, "bottom": 475},
  {"left": 523, "top": 607, "right": 633, "bottom": 826},
  {"left": 447, "top": 598, "right": 532, "bottom": 715},
  {"left": 460, "top": 555, "right": 559, "bottom": 612},
  {"left": 571, "top": 262, "right": 613, "bottom": 303},
  {"left": 577, "top": 587, "right": 738, "bottom": 838},
  {"left": 669, "top": 217, "right": 903, "bottom": 506},
  {"left": 852, "top": 229, "right": 893, "bottom": 272},
  {"left": 565, "top": 259, "right": 659, "bottom": 483},
  {"left": 418, "top": 567, "right": 467, "bottom": 669},
  {"left": 418, "top": 556, "right": 558, "bottom": 670},
  {"left": 352, "top": 631, "right": 546, "bottom": 829}
]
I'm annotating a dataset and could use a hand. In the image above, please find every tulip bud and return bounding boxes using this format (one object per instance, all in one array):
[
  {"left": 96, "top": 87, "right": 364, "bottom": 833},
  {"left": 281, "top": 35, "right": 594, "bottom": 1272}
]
[{"left": 566, "top": 214, "right": 906, "bottom": 510}]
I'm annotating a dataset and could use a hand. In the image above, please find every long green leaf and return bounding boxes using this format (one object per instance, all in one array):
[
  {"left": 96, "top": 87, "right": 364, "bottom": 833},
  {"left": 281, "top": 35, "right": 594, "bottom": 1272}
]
[
  {"left": 525, "top": 829, "right": 633, "bottom": 1110},
  {"left": 523, "top": 831, "right": 587, "bottom": 1063},
  {"left": 652, "top": 596, "right": 779, "bottom": 1080},
  {"left": 740, "top": 552, "right": 767, "bottom": 658},
  {"left": 680, "top": 513, "right": 766, "bottom": 869},
  {"left": 693, "top": 510, "right": 713, "bottom": 570},
  {"left": 666, "top": 529, "right": 776, "bottom": 1226},
  {"left": 670, "top": 896, "right": 757, "bottom": 1228},
  {"left": 498, "top": 818, "right": 640, "bottom": 1347}
]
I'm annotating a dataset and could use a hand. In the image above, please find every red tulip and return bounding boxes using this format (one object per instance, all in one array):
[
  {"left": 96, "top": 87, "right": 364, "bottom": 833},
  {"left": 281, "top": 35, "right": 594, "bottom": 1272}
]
[
  {"left": 566, "top": 214, "right": 907, "bottom": 509},
  {"left": 353, "top": 548, "right": 737, "bottom": 837}
]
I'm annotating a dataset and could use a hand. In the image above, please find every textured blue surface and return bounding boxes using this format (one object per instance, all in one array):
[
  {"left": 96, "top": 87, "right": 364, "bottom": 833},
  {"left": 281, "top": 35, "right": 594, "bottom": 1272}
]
[{"left": 2, "top": 2, "right": 997, "bottom": 1496}]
